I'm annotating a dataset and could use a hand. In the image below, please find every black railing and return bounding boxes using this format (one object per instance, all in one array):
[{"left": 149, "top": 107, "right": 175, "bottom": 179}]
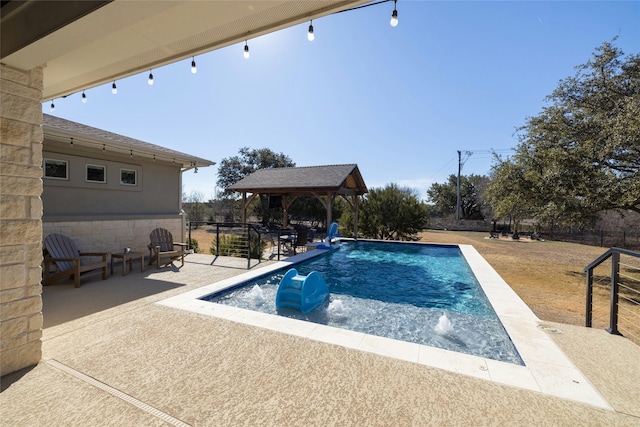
[
  {"left": 585, "top": 247, "right": 640, "bottom": 342},
  {"left": 187, "top": 222, "right": 262, "bottom": 269}
]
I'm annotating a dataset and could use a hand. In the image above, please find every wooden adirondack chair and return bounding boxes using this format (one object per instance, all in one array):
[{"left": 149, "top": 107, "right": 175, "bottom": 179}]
[
  {"left": 148, "top": 228, "right": 187, "bottom": 269},
  {"left": 43, "top": 234, "right": 108, "bottom": 287}
]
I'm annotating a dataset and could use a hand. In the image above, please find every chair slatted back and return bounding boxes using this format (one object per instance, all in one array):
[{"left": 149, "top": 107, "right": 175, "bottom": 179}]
[
  {"left": 150, "top": 228, "right": 174, "bottom": 252},
  {"left": 294, "top": 229, "right": 308, "bottom": 247},
  {"left": 44, "top": 234, "right": 80, "bottom": 271}
]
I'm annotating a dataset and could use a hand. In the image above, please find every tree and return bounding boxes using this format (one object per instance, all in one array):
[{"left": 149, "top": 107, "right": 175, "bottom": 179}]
[
  {"left": 507, "top": 39, "right": 639, "bottom": 226},
  {"left": 426, "top": 174, "right": 489, "bottom": 220},
  {"left": 185, "top": 190, "right": 206, "bottom": 227},
  {"left": 216, "top": 147, "right": 295, "bottom": 225},
  {"left": 485, "top": 157, "right": 535, "bottom": 237},
  {"left": 216, "top": 147, "right": 295, "bottom": 195},
  {"left": 346, "top": 184, "right": 429, "bottom": 241}
]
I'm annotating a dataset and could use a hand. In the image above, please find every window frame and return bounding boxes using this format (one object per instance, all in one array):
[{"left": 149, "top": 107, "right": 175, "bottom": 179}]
[
  {"left": 44, "top": 158, "right": 69, "bottom": 180},
  {"left": 120, "top": 168, "right": 137, "bottom": 186},
  {"left": 86, "top": 163, "right": 106, "bottom": 183}
]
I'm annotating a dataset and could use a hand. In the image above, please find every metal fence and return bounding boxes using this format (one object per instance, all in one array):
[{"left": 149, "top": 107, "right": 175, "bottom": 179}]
[
  {"left": 585, "top": 248, "right": 640, "bottom": 346},
  {"left": 546, "top": 229, "right": 640, "bottom": 251}
]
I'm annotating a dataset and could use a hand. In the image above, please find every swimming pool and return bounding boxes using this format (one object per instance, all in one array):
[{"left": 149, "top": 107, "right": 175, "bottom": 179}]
[{"left": 202, "top": 241, "right": 523, "bottom": 365}]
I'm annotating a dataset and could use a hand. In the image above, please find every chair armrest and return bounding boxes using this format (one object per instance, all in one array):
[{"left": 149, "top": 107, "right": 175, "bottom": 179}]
[
  {"left": 80, "top": 252, "right": 108, "bottom": 261},
  {"left": 173, "top": 243, "right": 188, "bottom": 248},
  {"left": 46, "top": 257, "right": 80, "bottom": 262}
]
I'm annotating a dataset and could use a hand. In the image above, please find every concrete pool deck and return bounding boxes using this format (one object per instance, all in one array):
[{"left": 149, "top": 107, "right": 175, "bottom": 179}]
[{"left": 2, "top": 252, "right": 640, "bottom": 425}]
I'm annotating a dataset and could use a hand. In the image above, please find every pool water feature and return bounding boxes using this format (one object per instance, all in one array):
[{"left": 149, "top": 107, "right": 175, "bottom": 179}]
[{"left": 203, "top": 241, "right": 523, "bottom": 365}]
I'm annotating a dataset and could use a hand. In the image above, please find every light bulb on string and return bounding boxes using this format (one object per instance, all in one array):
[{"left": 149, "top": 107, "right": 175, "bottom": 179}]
[
  {"left": 148, "top": 70, "right": 154, "bottom": 85},
  {"left": 112, "top": 81, "right": 117, "bottom": 94},
  {"left": 50, "top": 100, "right": 55, "bottom": 112},
  {"left": 243, "top": 41, "right": 250, "bottom": 59},
  {"left": 191, "top": 57, "right": 197, "bottom": 74},
  {"left": 307, "top": 21, "right": 314, "bottom": 41},
  {"left": 82, "top": 91, "right": 87, "bottom": 103},
  {"left": 390, "top": 0, "right": 398, "bottom": 27}
]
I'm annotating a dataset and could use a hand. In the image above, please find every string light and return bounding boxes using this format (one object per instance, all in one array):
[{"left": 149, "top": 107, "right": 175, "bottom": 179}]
[
  {"left": 307, "top": 21, "right": 314, "bottom": 41},
  {"left": 243, "top": 41, "right": 250, "bottom": 59},
  {"left": 390, "top": 0, "right": 398, "bottom": 27},
  {"left": 44, "top": 133, "right": 205, "bottom": 168},
  {"left": 53, "top": 0, "right": 400, "bottom": 112}
]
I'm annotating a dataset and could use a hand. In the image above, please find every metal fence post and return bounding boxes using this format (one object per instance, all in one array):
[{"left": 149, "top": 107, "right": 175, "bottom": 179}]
[
  {"left": 586, "top": 266, "right": 593, "bottom": 327},
  {"left": 607, "top": 251, "right": 621, "bottom": 335}
]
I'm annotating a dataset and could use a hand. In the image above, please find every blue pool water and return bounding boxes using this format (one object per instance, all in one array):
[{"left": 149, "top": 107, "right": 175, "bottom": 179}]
[{"left": 203, "top": 241, "right": 523, "bottom": 365}]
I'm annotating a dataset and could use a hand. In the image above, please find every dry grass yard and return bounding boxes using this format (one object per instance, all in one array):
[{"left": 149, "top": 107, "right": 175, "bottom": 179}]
[{"left": 189, "top": 228, "right": 639, "bottom": 342}]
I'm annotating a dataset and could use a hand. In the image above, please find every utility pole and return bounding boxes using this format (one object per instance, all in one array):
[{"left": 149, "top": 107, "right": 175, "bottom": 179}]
[
  {"left": 456, "top": 150, "right": 472, "bottom": 221},
  {"left": 456, "top": 150, "right": 461, "bottom": 221}
]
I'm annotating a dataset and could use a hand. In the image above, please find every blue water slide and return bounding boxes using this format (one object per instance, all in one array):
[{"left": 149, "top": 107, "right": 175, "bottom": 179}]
[
  {"left": 318, "top": 222, "right": 340, "bottom": 249},
  {"left": 275, "top": 268, "right": 329, "bottom": 314},
  {"left": 328, "top": 222, "right": 339, "bottom": 240}
]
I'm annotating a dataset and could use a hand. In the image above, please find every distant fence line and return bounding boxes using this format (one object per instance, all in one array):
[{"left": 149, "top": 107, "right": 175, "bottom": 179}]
[
  {"left": 429, "top": 219, "right": 640, "bottom": 250},
  {"left": 544, "top": 229, "right": 640, "bottom": 251}
]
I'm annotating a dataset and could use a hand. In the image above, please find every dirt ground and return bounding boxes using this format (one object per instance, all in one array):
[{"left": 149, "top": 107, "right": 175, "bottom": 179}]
[{"left": 189, "top": 228, "right": 635, "bottom": 331}]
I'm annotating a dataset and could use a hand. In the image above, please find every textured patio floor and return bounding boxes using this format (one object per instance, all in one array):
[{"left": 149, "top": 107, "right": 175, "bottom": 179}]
[{"left": 2, "top": 253, "right": 639, "bottom": 426}]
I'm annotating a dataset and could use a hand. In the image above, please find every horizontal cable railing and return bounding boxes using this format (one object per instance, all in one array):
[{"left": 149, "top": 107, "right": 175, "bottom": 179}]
[
  {"left": 187, "top": 222, "right": 262, "bottom": 269},
  {"left": 585, "top": 247, "right": 640, "bottom": 345}
]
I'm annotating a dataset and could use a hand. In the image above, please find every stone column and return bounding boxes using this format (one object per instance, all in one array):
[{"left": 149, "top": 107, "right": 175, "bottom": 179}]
[{"left": 0, "top": 63, "right": 44, "bottom": 375}]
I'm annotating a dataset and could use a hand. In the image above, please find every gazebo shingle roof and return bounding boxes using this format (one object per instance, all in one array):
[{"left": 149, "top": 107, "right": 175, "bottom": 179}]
[{"left": 228, "top": 164, "right": 368, "bottom": 196}]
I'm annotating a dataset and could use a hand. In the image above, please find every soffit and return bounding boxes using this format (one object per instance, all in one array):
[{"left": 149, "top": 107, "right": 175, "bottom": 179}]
[{"left": 1, "top": 0, "right": 369, "bottom": 100}]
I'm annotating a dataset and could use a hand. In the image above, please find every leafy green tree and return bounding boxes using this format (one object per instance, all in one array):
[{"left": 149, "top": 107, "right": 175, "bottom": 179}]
[
  {"left": 216, "top": 147, "right": 295, "bottom": 194},
  {"left": 345, "top": 184, "right": 429, "bottom": 241},
  {"left": 485, "top": 157, "right": 535, "bottom": 237},
  {"left": 216, "top": 147, "right": 295, "bottom": 225},
  {"left": 508, "top": 39, "right": 639, "bottom": 225},
  {"left": 426, "top": 174, "right": 489, "bottom": 220},
  {"left": 288, "top": 196, "right": 343, "bottom": 228}
]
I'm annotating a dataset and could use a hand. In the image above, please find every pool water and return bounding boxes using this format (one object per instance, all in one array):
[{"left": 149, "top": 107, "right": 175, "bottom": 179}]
[{"left": 203, "top": 241, "right": 523, "bottom": 365}]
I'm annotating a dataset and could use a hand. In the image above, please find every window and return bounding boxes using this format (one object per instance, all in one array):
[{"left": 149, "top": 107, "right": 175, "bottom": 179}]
[
  {"left": 44, "top": 159, "right": 68, "bottom": 179},
  {"left": 120, "top": 168, "right": 137, "bottom": 186},
  {"left": 86, "top": 164, "right": 106, "bottom": 183}
]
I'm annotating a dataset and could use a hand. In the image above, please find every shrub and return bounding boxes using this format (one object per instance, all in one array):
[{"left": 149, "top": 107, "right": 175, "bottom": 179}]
[{"left": 187, "top": 238, "right": 199, "bottom": 253}]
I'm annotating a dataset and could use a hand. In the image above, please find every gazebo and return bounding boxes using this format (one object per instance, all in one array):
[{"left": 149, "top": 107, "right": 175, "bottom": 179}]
[{"left": 228, "top": 164, "right": 368, "bottom": 235}]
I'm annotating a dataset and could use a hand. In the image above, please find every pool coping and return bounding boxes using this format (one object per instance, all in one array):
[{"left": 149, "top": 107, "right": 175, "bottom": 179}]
[{"left": 157, "top": 243, "right": 611, "bottom": 410}]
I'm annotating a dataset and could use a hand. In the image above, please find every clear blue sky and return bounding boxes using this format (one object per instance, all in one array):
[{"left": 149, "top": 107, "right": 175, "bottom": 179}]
[{"left": 44, "top": 1, "right": 639, "bottom": 201}]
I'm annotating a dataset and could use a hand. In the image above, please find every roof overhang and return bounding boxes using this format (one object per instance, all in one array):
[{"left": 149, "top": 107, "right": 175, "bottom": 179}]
[
  {"left": 1, "top": 0, "right": 371, "bottom": 100},
  {"left": 42, "top": 114, "right": 214, "bottom": 169}
]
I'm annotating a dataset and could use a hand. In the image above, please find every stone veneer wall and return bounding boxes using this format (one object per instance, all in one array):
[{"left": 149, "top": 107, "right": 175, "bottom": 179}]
[
  {"left": 0, "top": 64, "right": 44, "bottom": 375},
  {"left": 43, "top": 217, "right": 184, "bottom": 256}
]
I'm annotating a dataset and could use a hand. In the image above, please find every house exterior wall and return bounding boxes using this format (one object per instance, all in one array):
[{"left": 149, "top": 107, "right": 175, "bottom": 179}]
[
  {"left": 0, "top": 64, "right": 44, "bottom": 376},
  {"left": 43, "top": 217, "right": 183, "bottom": 256},
  {"left": 42, "top": 140, "right": 182, "bottom": 218}
]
